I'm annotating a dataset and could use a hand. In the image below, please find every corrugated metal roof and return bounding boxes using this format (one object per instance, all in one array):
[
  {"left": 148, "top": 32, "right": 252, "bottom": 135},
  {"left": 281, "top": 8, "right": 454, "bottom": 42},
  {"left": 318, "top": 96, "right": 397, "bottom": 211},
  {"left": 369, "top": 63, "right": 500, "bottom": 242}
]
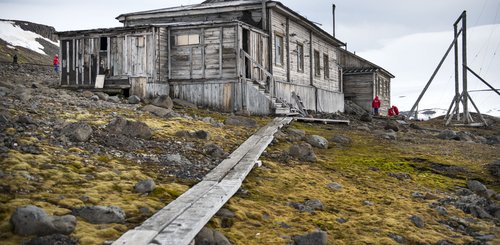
[{"left": 343, "top": 68, "right": 380, "bottom": 74}]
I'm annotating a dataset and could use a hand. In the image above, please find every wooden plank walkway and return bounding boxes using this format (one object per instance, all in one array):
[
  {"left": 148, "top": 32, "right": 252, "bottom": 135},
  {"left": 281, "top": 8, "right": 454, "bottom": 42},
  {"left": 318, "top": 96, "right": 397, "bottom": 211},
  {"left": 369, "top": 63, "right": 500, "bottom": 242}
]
[
  {"left": 293, "top": 117, "right": 350, "bottom": 125},
  {"left": 112, "top": 117, "right": 293, "bottom": 245}
]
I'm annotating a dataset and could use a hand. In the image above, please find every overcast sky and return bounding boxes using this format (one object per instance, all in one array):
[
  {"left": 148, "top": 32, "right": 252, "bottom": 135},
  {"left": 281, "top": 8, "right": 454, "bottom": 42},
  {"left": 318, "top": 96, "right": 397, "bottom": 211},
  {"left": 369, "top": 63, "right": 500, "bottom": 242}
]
[{"left": 1, "top": 0, "right": 499, "bottom": 113}]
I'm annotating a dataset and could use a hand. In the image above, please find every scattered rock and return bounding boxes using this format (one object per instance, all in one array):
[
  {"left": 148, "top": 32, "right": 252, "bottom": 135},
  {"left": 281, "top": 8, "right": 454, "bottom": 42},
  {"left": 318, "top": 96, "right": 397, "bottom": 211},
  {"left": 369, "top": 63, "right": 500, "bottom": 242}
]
[
  {"left": 384, "top": 120, "right": 400, "bottom": 132},
  {"left": 435, "top": 240, "right": 455, "bottom": 245},
  {"left": 363, "top": 200, "right": 374, "bottom": 206},
  {"left": 485, "top": 135, "right": 500, "bottom": 145},
  {"left": 95, "top": 92, "right": 109, "bottom": 101},
  {"left": 162, "top": 153, "right": 192, "bottom": 165},
  {"left": 474, "top": 234, "right": 495, "bottom": 241},
  {"left": 216, "top": 208, "right": 235, "bottom": 228},
  {"left": 128, "top": 95, "right": 141, "bottom": 104},
  {"left": 90, "top": 95, "right": 99, "bottom": 101},
  {"left": 175, "top": 130, "right": 192, "bottom": 138},
  {"left": 388, "top": 233, "right": 406, "bottom": 244},
  {"left": 437, "top": 130, "right": 460, "bottom": 141},
  {"left": 467, "top": 180, "right": 488, "bottom": 197},
  {"left": 305, "top": 135, "right": 329, "bottom": 149},
  {"left": 24, "top": 234, "right": 78, "bottom": 245},
  {"left": 357, "top": 125, "right": 371, "bottom": 132},
  {"left": 152, "top": 95, "right": 174, "bottom": 110},
  {"left": 224, "top": 116, "right": 257, "bottom": 128},
  {"left": 72, "top": 206, "right": 125, "bottom": 224},
  {"left": 201, "top": 117, "right": 216, "bottom": 124},
  {"left": 134, "top": 179, "right": 156, "bottom": 194},
  {"left": 285, "top": 128, "right": 306, "bottom": 142},
  {"left": 388, "top": 172, "right": 412, "bottom": 180},
  {"left": 61, "top": 122, "right": 93, "bottom": 142},
  {"left": 204, "top": 143, "right": 225, "bottom": 158},
  {"left": 485, "top": 160, "right": 500, "bottom": 178},
  {"left": 410, "top": 215, "right": 425, "bottom": 228},
  {"left": 326, "top": 182, "right": 343, "bottom": 190},
  {"left": 289, "top": 143, "right": 317, "bottom": 162},
  {"left": 173, "top": 98, "right": 197, "bottom": 109},
  {"left": 106, "top": 117, "right": 152, "bottom": 139},
  {"left": 330, "top": 135, "right": 352, "bottom": 146},
  {"left": 108, "top": 96, "right": 121, "bottom": 103},
  {"left": 290, "top": 199, "right": 324, "bottom": 213},
  {"left": 360, "top": 113, "right": 372, "bottom": 122},
  {"left": 142, "top": 105, "right": 172, "bottom": 117},
  {"left": 194, "top": 227, "right": 231, "bottom": 245},
  {"left": 435, "top": 206, "right": 448, "bottom": 216},
  {"left": 292, "top": 230, "right": 328, "bottom": 245},
  {"left": 336, "top": 218, "right": 347, "bottom": 224},
  {"left": 17, "top": 115, "right": 36, "bottom": 125},
  {"left": 194, "top": 130, "right": 210, "bottom": 140},
  {"left": 10, "top": 205, "right": 76, "bottom": 236},
  {"left": 409, "top": 123, "right": 423, "bottom": 130},
  {"left": 81, "top": 90, "right": 94, "bottom": 98}
]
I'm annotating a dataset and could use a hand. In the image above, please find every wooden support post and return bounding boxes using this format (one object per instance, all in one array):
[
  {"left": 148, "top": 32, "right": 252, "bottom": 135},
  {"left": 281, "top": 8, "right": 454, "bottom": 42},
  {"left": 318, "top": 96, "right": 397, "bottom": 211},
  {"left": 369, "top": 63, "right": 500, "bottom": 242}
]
[
  {"left": 167, "top": 29, "right": 171, "bottom": 79},
  {"left": 453, "top": 23, "right": 460, "bottom": 121},
  {"left": 219, "top": 27, "right": 223, "bottom": 79},
  {"left": 309, "top": 30, "right": 313, "bottom": 86},
  {"left": 286, "top": 17, "right": 290, "bottom": 83},
  {"left": 466, "top": 66, "right": 500, "bottom": 96},
  {"left": 462, "top": 11, "right": 469, "bottom": 124}
]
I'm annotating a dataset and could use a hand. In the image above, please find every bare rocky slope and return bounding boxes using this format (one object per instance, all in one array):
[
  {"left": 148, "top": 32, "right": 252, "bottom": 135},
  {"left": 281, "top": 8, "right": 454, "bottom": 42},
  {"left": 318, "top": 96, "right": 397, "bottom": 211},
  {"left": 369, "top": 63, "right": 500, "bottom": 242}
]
[{"left": 0, "top": 63, "right": 499, "bottom": 244}]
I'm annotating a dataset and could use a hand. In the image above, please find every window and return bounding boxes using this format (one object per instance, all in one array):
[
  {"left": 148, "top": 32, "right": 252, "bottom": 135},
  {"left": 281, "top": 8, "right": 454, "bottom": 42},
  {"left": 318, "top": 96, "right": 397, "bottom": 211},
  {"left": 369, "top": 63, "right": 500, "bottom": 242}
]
[
  {"left": 100, "top": 37, "right": 108, "bottom": 51},
  {"left": 314, "top": 50, "right": 320, "bottom": 76},
  {"left": 297, "top": 43, "right": 304, "bottom": 72},
  {"left": 175, "top": 34, "right": 200, "bottom": 46},
  {"left": 275, "top": 34, "right": 284, "bottom": 66},
  {"left": 323, "top": 54, "right": 329, "bottom": 79}
]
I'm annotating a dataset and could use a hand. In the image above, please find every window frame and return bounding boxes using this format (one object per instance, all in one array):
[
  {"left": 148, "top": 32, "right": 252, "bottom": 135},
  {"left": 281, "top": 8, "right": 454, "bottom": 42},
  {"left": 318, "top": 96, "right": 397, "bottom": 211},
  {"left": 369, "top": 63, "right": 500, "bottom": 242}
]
[
  {"left": 275, "top": 33, "right": 284, "bottom": 66},
  {"left": 323, "top": 53, "right": 329, "bottom": 79},
  {"left": 297, "top": 42, "right": 304, "bottom": 72},
  {"left": 175, "top": 34, "right": 200, "bottom": 46},
  {"left": 314, "top": 50, "right": 320, "bottom": 76}
]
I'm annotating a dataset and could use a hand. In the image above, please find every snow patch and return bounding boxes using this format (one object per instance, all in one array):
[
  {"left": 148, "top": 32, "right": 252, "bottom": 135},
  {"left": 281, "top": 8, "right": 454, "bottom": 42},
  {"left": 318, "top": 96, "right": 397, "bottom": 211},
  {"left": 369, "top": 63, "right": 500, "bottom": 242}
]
[
  {"left": 7, "top": 44, "right": 16, "bottom": 49},
  {"left": 0, "top": 20, "right": 59, "bottom": 55}
]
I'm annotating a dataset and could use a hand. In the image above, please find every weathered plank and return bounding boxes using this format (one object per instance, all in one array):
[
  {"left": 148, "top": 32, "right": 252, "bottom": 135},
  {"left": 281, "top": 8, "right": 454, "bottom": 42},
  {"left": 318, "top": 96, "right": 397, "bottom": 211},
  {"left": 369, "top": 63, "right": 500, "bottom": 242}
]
[{"left": 293, "top": 117, "right": 350, "bottom": 125}]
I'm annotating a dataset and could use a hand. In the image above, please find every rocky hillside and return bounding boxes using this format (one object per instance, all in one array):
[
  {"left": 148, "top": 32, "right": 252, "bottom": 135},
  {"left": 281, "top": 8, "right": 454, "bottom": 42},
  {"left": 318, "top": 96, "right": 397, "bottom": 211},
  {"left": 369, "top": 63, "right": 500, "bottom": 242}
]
[
  {"left": 0, "top": 19, "right": 59, "bottom": 65},
  {"left": 0, "top": 63, "right": 499, "bottom": 244}
]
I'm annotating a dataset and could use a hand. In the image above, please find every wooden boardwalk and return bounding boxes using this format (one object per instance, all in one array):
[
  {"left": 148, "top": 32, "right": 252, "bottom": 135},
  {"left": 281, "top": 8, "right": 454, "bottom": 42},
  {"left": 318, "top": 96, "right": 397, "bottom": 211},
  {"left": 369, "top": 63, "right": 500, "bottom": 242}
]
[{"left": 113, "top": 117, "right": 293, "bottom": 245}]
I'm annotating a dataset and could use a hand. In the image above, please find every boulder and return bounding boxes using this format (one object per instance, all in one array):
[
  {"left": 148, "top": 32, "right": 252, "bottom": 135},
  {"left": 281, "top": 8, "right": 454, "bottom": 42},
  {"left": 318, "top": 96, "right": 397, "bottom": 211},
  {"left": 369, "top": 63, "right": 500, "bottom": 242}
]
[
  {"left": 134, "top": 179, "right": 156, "bottom": 193},
  {"left": 330, "top": 135, "right": 352, "bottom": 146},
  {"left": 467, "top": 180, "right": 488, "bottom": 196},
  {"left": 163, "top": 153, "right": 192, "bottom": 165},
  {"left": 326, "top": 182, "right": 343, "bottom": 190},
  {"left": 194, "top": 227, "right": 231, "bottom": 245},
  {"left": 388, "top": 172, "right": 411, "bottom": 180},
  {"left": 128, "top": 95, "right": 141, "bottom": 104},
  {"left": 10, "top": 205, "right": 76, "bottom": 236},
  {"left": 61, "top": 122, "right": 93, "bottom": 142},
  {"left": 360, "top": 112, "right": 372, "bottom": 122},
  {"left": 173, "top": 98, "right": 197, "bottom": 109},
  {"left": 108, "top": 96, "right": 121, "bottom": 103},
  {"left": 384, "top": 120, "right": 400, "bottom": 132},
  {"left": 286, "top": 128, "right": 306, "bottom": 142},
  {"left": 290, "top": 199, "right": 323, "bottom": 213},
  {"left": 486, "top": 160, "right": 500, "bottom": 178},
  {"left": 410, "top": 215, "right": 425, "bottom": 228},
  {"left": 152, "top": 95, "right": 174, "bottom": 110},
  {"left": 388, "top": 233, "right": 406, "bottom": 244},
  {"left": 106, "top": 117, "right": 152, "bottom": 139},
  {"left": 175, "top": 130, "right": 192, "bottom": 138},
  {"left": 72, "top": 206, "right": 125, "bottom": 224},
  {"left": 224, "top": 116, "right": 257, "bottom": 128},
  {"left": 216, "top": 208, "right": 235, "bottom": 228},
  {"left": 81, "top": 90, "right": 94, "bottom": 98},
  {"left": 305, "top": 135, "right": 329, "bottom": 149},
  {"left": 24, "top": 234, "right": 78, "bottom": 245},
  {"left": 194, "top": 130, "right": 211, "bottom": 140},
  {"left": 17, "top": 115, "right": 36, "bottom": 125},
  {"left": 292, "top": 230, "right": 328, "bottom": 245},
  {"left": 204, "top": 144, "right": 225, "bottom": 158},
  {"left": 94, "top": 92, "right": 109, "bottom": 101},
  {"left": 289, "top": 143, "right": 317, "bottom": 162},
  {"left": 142, "top": 105, "right": 172, "bottom": 117},
  {"left": 437, "top": 130, "right": 460, "bottom": 141}
]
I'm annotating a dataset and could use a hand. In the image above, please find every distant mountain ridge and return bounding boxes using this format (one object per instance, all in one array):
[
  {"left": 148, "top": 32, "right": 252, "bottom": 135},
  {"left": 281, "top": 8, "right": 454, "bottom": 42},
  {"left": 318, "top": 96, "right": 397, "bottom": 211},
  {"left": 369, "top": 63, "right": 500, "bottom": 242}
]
[{"left": 0, "top": 19, "right": 59, "bottom": 65}]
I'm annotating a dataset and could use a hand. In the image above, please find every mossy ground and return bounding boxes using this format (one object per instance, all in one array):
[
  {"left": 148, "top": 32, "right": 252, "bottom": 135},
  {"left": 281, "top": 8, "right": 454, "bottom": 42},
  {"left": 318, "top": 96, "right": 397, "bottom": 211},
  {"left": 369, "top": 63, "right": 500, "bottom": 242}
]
[
  {"left": 0, "top": 103, "right": 265, "bottom": 244},
  {"left": 214, "top": 122, "right": 499, "bottom": 244}
]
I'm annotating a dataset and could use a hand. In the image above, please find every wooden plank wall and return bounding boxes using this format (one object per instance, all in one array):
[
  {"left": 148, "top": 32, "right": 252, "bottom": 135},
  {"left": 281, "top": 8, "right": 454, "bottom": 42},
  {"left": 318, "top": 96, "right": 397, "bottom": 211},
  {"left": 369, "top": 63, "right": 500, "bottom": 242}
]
[
  {"left": 269, "top": 10, "right": 341, "bottom": 93},
  {"left": 343, "top": 73, "right": 373, "bottom": 112},
  {"left": 170, "top": 81, "right": 236, "bottom": 112},
  {"left": 169, "top": 26, "right": 237, "bottom": 80},
  {"left": 275, "top": 81, "right": 316, "bottom": 111},
  {"left": 245, "top": 82, "right": 272, "bottom": 115},
  {"left": 316, "top": 89, "right": 344, "bottom": 113}
]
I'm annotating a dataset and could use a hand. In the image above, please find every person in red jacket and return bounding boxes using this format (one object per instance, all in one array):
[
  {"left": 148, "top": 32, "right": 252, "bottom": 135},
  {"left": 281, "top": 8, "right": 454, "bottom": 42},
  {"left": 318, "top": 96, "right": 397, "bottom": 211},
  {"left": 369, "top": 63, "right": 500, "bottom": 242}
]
[
  {"left": 372, "top": 96, "right": 381, "bottom": 116},
  {"left": 53, "top": 54, "right": 59, "bottom": 73},
  {"left": 388, "top": 107, "right": 395, "bottom": 117},
  {"left": 392, "top": 105, "right": 399, "bottom": 116}
]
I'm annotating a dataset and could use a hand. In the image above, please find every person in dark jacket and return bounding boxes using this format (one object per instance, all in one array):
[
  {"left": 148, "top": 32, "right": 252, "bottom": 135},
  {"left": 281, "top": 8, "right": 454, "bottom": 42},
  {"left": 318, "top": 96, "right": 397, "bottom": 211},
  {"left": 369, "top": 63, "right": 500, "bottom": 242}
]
[
  {"left": 12, "top": 54, "right": 18, "bottom": 64},
  {"left": 372, "top": 96, "right": 381, "bottom": 116}
]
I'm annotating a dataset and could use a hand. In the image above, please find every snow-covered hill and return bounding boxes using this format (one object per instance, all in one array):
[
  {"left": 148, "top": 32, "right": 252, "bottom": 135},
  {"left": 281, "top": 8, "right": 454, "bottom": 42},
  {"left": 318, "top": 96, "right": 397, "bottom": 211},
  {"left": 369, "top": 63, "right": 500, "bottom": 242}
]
[{"left": 0, "top": 19, "right": 59, "bottom": 64}]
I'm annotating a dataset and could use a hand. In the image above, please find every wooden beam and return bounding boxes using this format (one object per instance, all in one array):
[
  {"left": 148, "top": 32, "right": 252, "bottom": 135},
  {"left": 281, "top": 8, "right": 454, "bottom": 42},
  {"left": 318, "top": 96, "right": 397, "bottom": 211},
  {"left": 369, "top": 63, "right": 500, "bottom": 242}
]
[
  {"left": 286, "top": 17, "right": 290, "bottom": 83},
  {"left": 293, "top": 117, "right": 350, "bottom": 125}
]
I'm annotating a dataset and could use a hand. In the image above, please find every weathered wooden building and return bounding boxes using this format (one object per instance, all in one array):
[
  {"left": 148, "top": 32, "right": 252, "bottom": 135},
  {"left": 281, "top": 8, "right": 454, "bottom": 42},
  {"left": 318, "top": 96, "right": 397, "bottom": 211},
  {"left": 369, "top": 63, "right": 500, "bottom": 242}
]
[
  {"left": 58, "top": 0, "right": 391, "bottom": 115},
  {"left": 338, "top": 49, "right": 394, "bottom": 114}
]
